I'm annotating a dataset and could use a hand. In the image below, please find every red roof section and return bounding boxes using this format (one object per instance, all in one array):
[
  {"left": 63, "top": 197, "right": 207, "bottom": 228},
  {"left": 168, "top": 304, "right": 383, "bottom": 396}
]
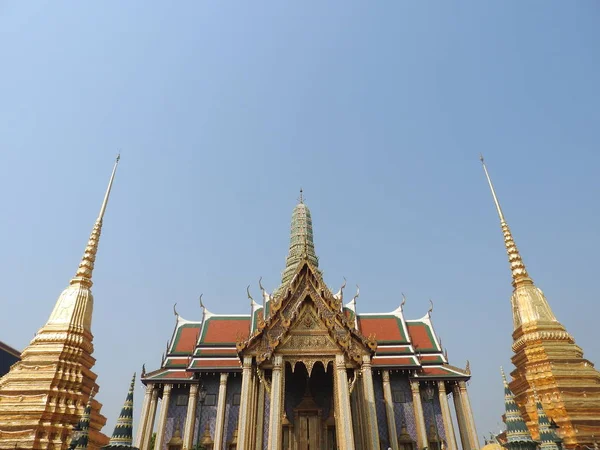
[
  {"left": 201, "top": 317, "right": 250, "bottom": 345},
  {"left": 358, "top": 316, "right": 407, "bottom": 343},
  {"left": 192, "top": 358, "right": 242, "bottom": 369},
  {"left": 407, "top": 322, "right": 438, "bottom": 351},
  {"left": 372, "top": 356, "right": 416, "bottom": 366},
  {"left": 172, "top": 324, "right": 201, "bottom": 354}
]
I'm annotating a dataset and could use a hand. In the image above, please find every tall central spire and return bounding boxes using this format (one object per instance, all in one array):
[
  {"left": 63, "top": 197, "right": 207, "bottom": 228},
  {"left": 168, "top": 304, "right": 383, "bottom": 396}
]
[
  {"left": 280, "top": 190, "right": 319, "bottom": 287},
  {"left": 71, "top": 154, "right": 120, "bottom": 288},
  {"left": 480, "top": 155, "right": 558, "bottom": 329}
]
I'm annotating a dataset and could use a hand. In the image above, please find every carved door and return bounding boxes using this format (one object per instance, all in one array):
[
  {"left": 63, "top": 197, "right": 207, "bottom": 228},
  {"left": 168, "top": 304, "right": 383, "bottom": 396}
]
[{"left": 296, "top": 413, "right": 320, "bottom": 450}]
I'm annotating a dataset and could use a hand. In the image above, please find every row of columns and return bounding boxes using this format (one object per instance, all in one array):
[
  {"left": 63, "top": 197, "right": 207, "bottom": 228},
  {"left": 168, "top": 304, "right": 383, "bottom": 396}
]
[
  {"left": 134, "top": 373, "right": 231, "bottom": 450},
  {"left": 380, "top": 371, "right": 478, "bottom": 450},
  {"left": 133, "top": 364, "right": 478, "bottom": 450}
]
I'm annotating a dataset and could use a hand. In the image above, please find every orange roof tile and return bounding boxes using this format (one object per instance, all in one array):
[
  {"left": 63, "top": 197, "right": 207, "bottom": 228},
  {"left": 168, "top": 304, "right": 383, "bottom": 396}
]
[
  {"left": 358, "top": 316, "right": 408, "bottom": 343},
  {"left": 201, "top": 317, "right": 250, "bottom": 345},
  {"left": 372, "top": 356, "right": 416, "bottom": 366},
  {"left": 407, "top": 322, "right": 438, "bottom": 351}
]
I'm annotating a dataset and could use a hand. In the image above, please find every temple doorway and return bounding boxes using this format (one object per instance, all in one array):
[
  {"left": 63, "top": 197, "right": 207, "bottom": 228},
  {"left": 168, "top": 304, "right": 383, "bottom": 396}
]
[{"left": 283, "top": 360, "right": 336, "bottom": 450}]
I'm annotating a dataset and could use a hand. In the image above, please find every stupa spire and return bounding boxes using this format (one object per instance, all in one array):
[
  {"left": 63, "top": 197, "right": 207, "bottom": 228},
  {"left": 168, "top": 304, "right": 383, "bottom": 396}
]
[
  {"left": 102, "top": 373, "right": 138, "bottom": 449},
  {"left": 480, "top": 155, "right": 531, "bottom": 287},
  {"left": 71, "top": 154, "right": 120, "bottom": 288},
  {"left": 279, "top": 190, "right": 320, "bottom": 287},
  {"left": 480, "top": 155, "right": 558, "bottom": 329}
]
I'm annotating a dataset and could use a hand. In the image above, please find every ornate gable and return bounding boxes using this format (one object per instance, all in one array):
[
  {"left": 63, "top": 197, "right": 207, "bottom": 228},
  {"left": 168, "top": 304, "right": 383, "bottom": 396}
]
[{"left": 238, "top": 261, "right": 376, "bottom": 365}]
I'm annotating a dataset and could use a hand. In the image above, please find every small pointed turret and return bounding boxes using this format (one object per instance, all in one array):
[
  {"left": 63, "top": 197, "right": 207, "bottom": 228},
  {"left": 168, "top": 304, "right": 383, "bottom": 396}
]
[
  {"left": 102, "top": 373, "right": 138, "bottom": 449},
  {"left": 68, "top": 388, "right": 95, "bottom": 450},
  {"left": 279, "top": 190, "right": 320, "bottom": 287},
  {"left": 533, "top": 390, "right": 560, "bottom": 450},
  {"left": 501, "top": 367, "right": 537, "bottom": 450}
]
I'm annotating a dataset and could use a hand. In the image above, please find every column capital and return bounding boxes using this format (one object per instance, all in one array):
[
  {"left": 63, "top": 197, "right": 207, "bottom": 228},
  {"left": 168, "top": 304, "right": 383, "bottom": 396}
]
[
  {"left": 163, "top": 383, "right": 173, "bottom": 394},
  {"left": 219, "top": 372, "right": 229, "bottom": 385},
  {"left": 458, "top": 380, "right": 468, "bottom": 390},
  {"left": 145, "top": 384, "right": 155, "bottom": 394},
  {"left": 189, "top": 384, "right": 199, "bottom": 396},
  {"left": 335, "top": 353, "right": 346, "bottom": 369},
  {"left": 243, "top": 356, "right": 253, "bottom": 368},
  {"left": 437, "top": 380, "right": 447, "bottom": 394},
  {"left": 272, "top": 354, "right": 283, "bottom": 369},
  {"left": 382, "top": 369, "right": 390, "bottom": 383},
  {"left": 410, "top": 379, "right": 421, "bottom": 393},
  {"left": 361, "top": 354, "right": 372, "bottom": 367}
]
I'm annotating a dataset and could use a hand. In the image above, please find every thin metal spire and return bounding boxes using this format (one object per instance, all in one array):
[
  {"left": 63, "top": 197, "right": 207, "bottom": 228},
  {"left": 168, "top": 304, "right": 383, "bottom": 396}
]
[
  {"left": 71, "top": 155, "right": 120, "bottom": 288},
  {"left": 480, "top": 154, "right": 505, "bottom": 222},
  {"left": 98, "top": 154, "right": 120, "bottom": 220}
]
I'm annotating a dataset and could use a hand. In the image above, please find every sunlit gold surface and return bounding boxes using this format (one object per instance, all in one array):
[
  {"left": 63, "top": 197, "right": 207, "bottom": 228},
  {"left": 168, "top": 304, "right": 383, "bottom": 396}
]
[
  {"left": 0, "top": 157, "right": 119, "bottom": 449},
  {"left": 481, "top": 156, "right": 600, "bottom": 448}
]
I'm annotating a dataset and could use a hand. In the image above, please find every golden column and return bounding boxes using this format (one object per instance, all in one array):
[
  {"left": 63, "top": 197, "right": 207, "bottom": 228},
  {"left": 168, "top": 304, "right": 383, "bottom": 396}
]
[
  {"left": 154, "top": 384, "right": 173, "bottom": 450},
  {"left": 213, "top": 373, "right": 229, "bottom": 450},
  {"left": 267, "top": 355, "right": 284, "bottom": 450},
  {"left": 334, "top": 354, "right": 356, "bottom": 450},
  {"left": 437, "top": 381, "right": 457, "bottom": 450},
  {"left": 136, "top": 384, "right": 154, "bottom": 448},
  {"left": 255, "top": 380, "right": 265, "bottom": 450},
  {"left": 452, "top": 383, "right": 469, "bottom": 450},
  {"left": 382, "top": 370, "right": 399, "bottom": 450},
  {"left": 183, "top": 384, "right": 199, "bottom": 450},
  {"left": 410, "top": 380, "right": 428, "bottom": 450},
  {"left": 361, "top": 355, "right": 381, "bottom": 450},
  {"left": 237, "top": 357, "right": 254, "bottom": 450},
  {"left": 141, "top": 386, "right": 159, "bottom": 450},
  {"left": 458, "top": 381, "right": 479, "bottom": 449}
]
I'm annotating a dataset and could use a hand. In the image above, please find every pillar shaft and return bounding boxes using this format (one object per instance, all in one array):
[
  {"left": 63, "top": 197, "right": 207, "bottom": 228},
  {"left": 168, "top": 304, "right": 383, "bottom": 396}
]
[
  {"left": 183, "top": 384, "right": 199, "bottom": 450},
  {"left": 335, "top": 354, "right": 355, "bottom": 450},
  {"left": 438, "top": 381, "right": 458, "bottom": 450},
  {"left": 267, "top": 355, "right": 284, "bottom": 450},
  {"left": 213, "top": 373, "right": 229, "bottom": 450},
  {"left": 141, "top": 386, "right": 159, "bottom": 450},
  {"left": 410, "top": 380, "right": 428, "bottom": 450},
  {"left": 154, "top": 384, "right": 173, "bottom": 450},
  {"left": 459, "top": 381, "right": 479, "bottom": 450},
  {"left": 382, "top": 370, "right": 399, "bottom": 450},
  {"left": 237, "top": 356, "right": 254, "bottom": 450},
  {"left": 452, "top": 383, "right": 469, "bottom": 450},
  {"left": 255, "top": 379, "right": 265, "bottom": 450},
  {"left": 136, "top": 384, "right": 153, "bottom": 448},
  {"left": 361, "top": 356, "right": 381, "bottom": 450}
]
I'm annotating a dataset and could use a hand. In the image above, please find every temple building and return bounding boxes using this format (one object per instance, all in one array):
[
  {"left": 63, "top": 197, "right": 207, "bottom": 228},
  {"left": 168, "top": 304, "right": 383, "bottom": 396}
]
[
  {"left": 138, "top": 196, "right": 480, "bottom": 450},
  {"left": 481, "top": 157, "right": 600, "bottom": 449},
  {"left": 0, "top": 157, "right": 121, "bottom": 449}
]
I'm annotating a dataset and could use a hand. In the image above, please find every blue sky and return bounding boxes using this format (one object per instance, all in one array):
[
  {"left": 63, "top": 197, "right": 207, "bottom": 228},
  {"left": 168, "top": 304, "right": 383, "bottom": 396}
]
[{"left": 1, "top": 1, "right": 599, "bottom": 443}]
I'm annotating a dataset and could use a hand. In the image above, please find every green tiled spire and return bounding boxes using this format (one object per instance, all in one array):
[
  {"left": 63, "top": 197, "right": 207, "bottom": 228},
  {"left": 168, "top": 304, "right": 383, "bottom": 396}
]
[
  {"left": 534, "top": 390, "right": 560, "bottom": 450},
  {"left": 102, "top": 373, "right": 139, "bottom": 449},
  {"left": 69, "top": 389, "right": 95, "bottom": 450},
  {"left": 501, "top": 368, "right": 537, "bottom": 450},
  {"left": 280, "top": 193, "right": 320, "bottom": 288}
]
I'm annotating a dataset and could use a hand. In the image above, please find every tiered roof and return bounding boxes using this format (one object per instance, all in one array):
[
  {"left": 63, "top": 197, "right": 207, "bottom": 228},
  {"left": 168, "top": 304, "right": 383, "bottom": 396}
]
[{"left": 142, "top": 196, "right": 470, "bottom": 384}]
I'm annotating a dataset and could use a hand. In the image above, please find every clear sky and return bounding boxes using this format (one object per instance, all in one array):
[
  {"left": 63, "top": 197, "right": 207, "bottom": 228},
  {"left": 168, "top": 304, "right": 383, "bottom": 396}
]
[{"left": 1, "top": 1, "right": 599, "bottom": 443}]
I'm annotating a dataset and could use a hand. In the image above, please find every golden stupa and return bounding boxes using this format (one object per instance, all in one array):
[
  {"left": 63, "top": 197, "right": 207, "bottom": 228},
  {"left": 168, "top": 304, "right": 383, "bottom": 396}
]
[
  {"left": 0, "top": 156, "right": 121, "bottom": 449},
  {"left": 481, "top": 156, "right": 600, "bottom": 449}
]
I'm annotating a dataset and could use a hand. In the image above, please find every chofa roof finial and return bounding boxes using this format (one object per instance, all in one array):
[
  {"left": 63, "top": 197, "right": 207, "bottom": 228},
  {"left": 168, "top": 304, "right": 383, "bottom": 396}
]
[{"left": 401, "top": 292, "right": 407, "bottom": 311}]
